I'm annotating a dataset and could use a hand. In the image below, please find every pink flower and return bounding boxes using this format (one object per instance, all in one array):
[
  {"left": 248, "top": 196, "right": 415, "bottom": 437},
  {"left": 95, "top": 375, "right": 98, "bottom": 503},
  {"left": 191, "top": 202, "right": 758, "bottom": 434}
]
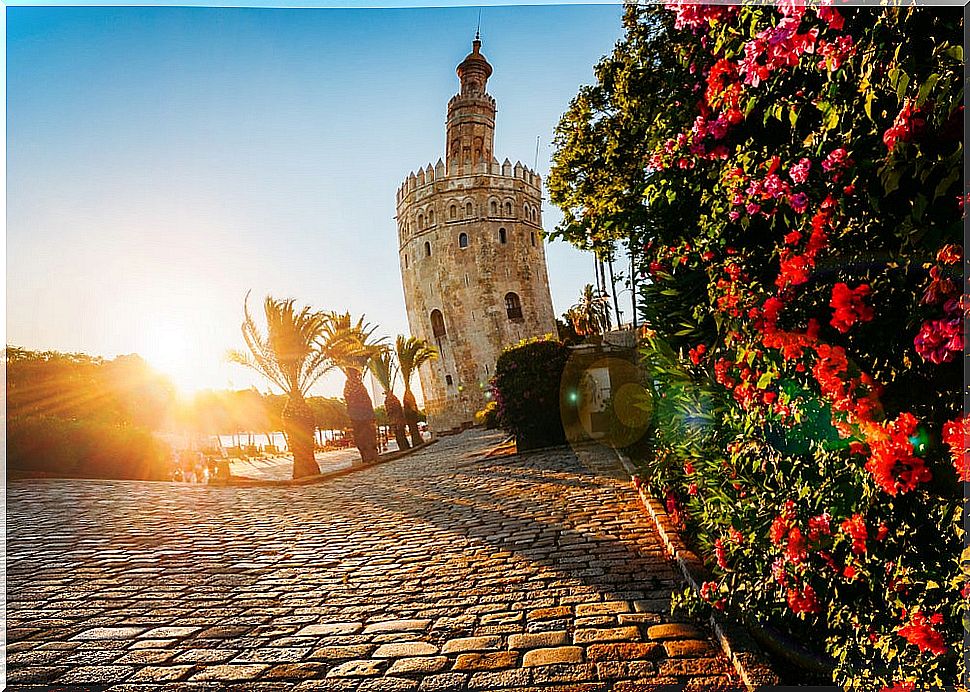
[
  {"left": 817, "top": 36, "right": 855, "bottom": 71},
  {"left": 817, "top": 4, "right": 844, "bottom": 30},
  {"left": 790, "top": 192, "right": 809, "bottom": 213},
  {"left": 914, "top": 314, "right": 963, "bottom": 364},
  {"left": 788, "top": 158, "right": 811, "bottom": 184},
  {"left": 821, "top": 148, "right": 851, "bottom": 173}
]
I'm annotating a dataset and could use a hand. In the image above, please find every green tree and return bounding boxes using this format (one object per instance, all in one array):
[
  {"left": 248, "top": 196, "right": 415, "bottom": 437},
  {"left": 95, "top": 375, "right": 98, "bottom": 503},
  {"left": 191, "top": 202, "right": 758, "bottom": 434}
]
[
  {"left": 319, "top": 312, "right": 384, "bottom": 463},
  {"left": 227, "top": 293, "right": 332, "bottom": 479},
  {"left": 369, "top": 347, "right": 410, "bottom": 452},
  {"left": 395, "top": 335, "right": 437, "bottom": 447}
]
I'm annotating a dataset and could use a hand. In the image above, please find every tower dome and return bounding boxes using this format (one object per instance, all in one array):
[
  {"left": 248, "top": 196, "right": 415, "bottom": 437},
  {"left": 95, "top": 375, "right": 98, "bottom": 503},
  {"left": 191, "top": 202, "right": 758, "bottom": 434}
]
[{"left": 457, "top": 38, "right": 492, "bottom": 95}]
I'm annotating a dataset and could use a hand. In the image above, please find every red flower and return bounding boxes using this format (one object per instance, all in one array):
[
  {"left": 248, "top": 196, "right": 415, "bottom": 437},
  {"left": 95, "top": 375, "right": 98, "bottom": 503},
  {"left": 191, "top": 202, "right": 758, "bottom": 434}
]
[
  {"left": 770, "top": 515, "right": 790, "bottom": 546},
  {"left": 829, "top": 283, "right": 874, "bottom": 333},
  {"left": 937, "top": 244, "right": 962, "bottom": 265},
  {"left": 785, "top": 526, "right": 808, "bottom": 563},
  {"left": 881, "top": 682, "right": 915, "bottom": 692},
  {"left": 943, "top": 414, "right": 970, "bottom": 481},
  {"left": 883, "top": 101, "right": 925, "bottom": 152},
  {"left": 786, "top": 583, "right": 820, "bottom": 614},
  {"left": 777, "top": 251, "right": 812, "bottom": 288},
  {"left": 840, "top": 514, "right": 868, "bottom": 555},
  {"left": 842, "top": 564, "right": 857, "bottom": 581},
  {"left": 714, "top": 538, "right": 729, "bottom": 570},
  {"left": 896, "top": 611, "right": 948, "bottom": 655},
  {"left": 688, "top": 343, "right": 707, "bottom": 365},
  {"left": 865, "top": 413, "right": 932, "bottom": 495},
  {"left": 922, "top": 265, "right": 958, "bottom": 305},
  {"left": 807, "top": 512, "right": 832, "bottom": 541}
]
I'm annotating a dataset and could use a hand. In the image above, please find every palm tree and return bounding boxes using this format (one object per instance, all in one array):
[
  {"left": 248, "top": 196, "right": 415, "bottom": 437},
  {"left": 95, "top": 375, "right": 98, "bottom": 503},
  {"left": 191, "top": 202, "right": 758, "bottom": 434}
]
[
  {"left": 319, "top": 312, "right": 384, "bottom": 463},
  {"left": 227, "top": 293, "right": 332, "bottom": 479},
  {"left": 368, "top": 348, "right": 410, "bottom": 452},
  {"left": 396, "top": 335, "right": 437, "bottom": 447},
  {"left": 569, "top": 284, "right": 612, "bottom": 337}
]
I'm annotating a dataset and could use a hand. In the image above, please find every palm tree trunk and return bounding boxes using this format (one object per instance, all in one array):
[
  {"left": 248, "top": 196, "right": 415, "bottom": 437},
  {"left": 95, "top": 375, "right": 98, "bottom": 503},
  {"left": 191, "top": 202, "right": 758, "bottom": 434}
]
[
  {"left": 344, "top": 370, "right": 378, "bottom": 462},
  {"left": 403, "top": 388, "right": 423, "bottom": 447},
  {"left": 384, "top": 391, "right": 411, "bottom": 451},
  {"left": 283, "top": 396, "right": 320, "bottom": 479},
  {"left": 607, "top": 249, "right": 621, "bottom": 328}
]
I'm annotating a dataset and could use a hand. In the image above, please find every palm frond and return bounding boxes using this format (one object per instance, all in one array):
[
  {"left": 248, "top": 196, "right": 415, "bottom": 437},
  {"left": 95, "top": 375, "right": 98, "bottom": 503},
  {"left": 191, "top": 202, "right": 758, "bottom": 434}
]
[
  {"left": 230, "top": 291, "right": 329, "bottom": 397},
  {"left": 395, "top": 335, "right": 438, "bottom": 389}
]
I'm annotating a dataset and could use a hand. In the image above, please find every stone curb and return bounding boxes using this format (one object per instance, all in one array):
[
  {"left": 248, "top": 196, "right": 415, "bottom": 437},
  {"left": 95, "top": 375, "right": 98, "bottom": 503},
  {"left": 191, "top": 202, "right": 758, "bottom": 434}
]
[
  {"left": 613, "top": 448, "right": 780, "bottom": 690},
  {"left": 223, "top": 439, "right": 440, "bottom": 488}
]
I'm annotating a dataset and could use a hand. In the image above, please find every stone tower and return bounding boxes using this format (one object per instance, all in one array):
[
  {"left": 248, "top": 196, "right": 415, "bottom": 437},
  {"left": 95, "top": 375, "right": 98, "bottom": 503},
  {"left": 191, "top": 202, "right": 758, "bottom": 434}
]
[{"left": 396, "top": 37, "right": 557, "bottom": 432}]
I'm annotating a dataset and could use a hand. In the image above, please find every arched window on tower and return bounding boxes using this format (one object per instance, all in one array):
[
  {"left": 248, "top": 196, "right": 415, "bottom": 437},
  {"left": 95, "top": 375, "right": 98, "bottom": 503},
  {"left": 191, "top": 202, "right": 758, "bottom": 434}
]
[
  {"left": 459, "top": 233, "right": 469, "bottom": 249},
  {"left": 505, "top": 201, "right": 513, "bottom": 216},
  {"left": 428, "top": 209, "right": 435, "bottom": 225},
  {"left": 499, "top": 227, "right": 508, "bottom": 244},
  {"left": 505, "top": 292, "right": 523, "bottom": 321},
  {"left": 424, "top": 241, "right": 432, "bottom": 257},
  {"left": 450, "top": 204, "right": 457, "bottom": 220},
  {"left": 531, "top": 231, "right": 537, "bottom": 247},
  {"left": 465, "top": 201, "right": 474, "bottom": 217},
  {"left": 490, "top": 200, "right": 497, "bottom": 216},
  {"left": 418, "top": 214, "right": 424, "bottom": 229},
  {"left": 431, "top": 309, "right": 447, "bottom": 338}
]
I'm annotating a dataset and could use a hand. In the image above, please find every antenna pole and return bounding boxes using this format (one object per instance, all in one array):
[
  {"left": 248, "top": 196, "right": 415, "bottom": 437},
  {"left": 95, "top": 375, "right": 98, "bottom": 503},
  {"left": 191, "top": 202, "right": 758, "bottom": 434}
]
[
  {"left": 534, "top": 136, "right": 540, "bottom": 169},
  {"left": 476, "top": 8, "right": 482, "bottom": 40}
]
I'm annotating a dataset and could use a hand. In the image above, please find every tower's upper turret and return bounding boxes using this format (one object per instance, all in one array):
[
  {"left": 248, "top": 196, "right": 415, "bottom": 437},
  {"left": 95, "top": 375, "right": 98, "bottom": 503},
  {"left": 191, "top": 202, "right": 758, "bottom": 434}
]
[
  {"left": 457, "top": 36, "right": 492, "bottom": 95},
  {"left": 446, "top": 37, "right": 496, "bottom": 171}
]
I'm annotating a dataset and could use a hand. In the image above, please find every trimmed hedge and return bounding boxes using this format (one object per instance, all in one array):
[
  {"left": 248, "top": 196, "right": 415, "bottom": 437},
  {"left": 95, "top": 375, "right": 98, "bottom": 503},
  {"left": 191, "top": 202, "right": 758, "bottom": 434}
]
[{"left": 492, "top": 337, "right": 569, "bottom": 451}]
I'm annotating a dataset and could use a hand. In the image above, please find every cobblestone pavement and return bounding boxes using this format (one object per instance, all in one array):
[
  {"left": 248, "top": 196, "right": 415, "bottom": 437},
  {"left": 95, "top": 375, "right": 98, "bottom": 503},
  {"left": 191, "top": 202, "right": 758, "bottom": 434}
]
[{"left": 7, "top": 429, "right": 742, "bottom": 691}]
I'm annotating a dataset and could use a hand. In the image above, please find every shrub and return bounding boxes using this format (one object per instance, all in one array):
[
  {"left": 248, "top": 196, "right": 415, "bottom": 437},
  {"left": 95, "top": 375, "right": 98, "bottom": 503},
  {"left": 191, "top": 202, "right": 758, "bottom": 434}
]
[
  {"left": 491, "top": 336, "right": 569, "bottom": 450},
  {"left": 7, "top": 416, "right": 171, "bottom": 480},
  {"left": 550, "top": 3, "right": 964, "bottom": 688},
  {"left": 475, "top": 401, "right": 501, "bottom": 429}
]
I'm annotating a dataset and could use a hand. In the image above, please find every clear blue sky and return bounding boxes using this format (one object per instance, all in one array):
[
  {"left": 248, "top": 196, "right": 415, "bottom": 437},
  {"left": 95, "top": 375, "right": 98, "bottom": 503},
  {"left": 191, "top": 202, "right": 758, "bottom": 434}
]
[{"left": 7, "top": 4, "right": 625, "bottom": 397}]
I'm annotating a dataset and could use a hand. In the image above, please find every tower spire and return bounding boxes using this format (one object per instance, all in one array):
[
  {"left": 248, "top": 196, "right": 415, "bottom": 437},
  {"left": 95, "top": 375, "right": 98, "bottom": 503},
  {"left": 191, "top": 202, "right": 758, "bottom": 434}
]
[{"left": 476, "top": 8, "right": 481, "bottom": 41}]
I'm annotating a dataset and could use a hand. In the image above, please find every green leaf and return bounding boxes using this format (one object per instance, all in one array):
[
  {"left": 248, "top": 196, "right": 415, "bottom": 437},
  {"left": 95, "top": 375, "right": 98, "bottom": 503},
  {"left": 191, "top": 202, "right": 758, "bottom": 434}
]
[
  {"left": 916, "top": 74, "right": 940, "bottom": 108},
  {"left": 945, "top": 44, "right": 963, "bottom": 62},
  {"left": 896, "top": 69, "right": 910, "bottom": 100}
]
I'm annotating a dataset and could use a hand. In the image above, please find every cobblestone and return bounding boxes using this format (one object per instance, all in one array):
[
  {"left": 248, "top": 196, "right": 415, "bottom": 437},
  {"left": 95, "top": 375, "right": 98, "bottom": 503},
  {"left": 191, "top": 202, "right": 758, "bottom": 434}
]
[{"left": 7, "top": 429, "right": 742, "bottom": 690}]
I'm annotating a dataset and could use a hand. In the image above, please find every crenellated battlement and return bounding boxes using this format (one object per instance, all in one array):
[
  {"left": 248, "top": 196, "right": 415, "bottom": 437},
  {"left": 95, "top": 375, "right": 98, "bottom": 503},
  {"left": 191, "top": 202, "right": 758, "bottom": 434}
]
[
  {"left": 396, "top": 158, "right": 542, "bottom": 206},
  {"left": 447, "top": 92, "right": 496, "bottom": 111}
]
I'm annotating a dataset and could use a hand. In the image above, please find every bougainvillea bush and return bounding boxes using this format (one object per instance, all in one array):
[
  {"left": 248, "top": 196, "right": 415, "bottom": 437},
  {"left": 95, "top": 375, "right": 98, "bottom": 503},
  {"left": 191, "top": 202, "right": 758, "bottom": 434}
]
[
  {"left": 549, "top": 2, "right": 964, "bottom": 688},
  {"left": 491, "top": 336, "right": 569, "bottom": 450}
]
